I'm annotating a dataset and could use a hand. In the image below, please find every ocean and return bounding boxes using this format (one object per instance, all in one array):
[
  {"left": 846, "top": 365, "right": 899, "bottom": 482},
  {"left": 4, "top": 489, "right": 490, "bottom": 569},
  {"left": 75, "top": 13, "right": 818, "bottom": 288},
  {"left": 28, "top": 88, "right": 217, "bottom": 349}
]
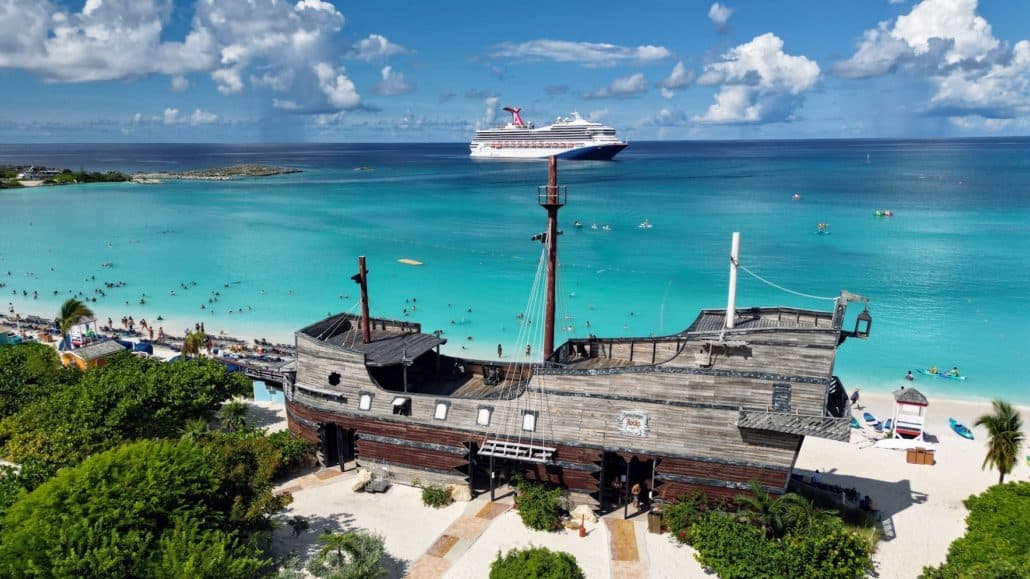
[{"left": 1, "top": 140, "right": 1028, "bottom": 403}]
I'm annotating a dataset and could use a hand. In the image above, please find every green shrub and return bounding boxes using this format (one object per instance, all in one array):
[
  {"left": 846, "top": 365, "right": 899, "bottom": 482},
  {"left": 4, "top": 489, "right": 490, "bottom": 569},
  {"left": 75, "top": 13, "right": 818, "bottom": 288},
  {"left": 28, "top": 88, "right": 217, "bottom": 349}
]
[
  {"left": 663, "top": 491, "right": 708, "bottom": 543},
  {"left": 421, "top": 484, "right": 453, "bottom": 508},
  {"left": 307, "top": 531, "right": 388, "bottom": 579},
  {"left": 0, "top": 439, "right": 281, "bottom": 576},
  {"left": 689, "top": 510, "right": 873, "bottom": 579},
  {"left": 267, "top": 430, "right": 316, "bottom": 477},
  {"left": 780, "top": 518, "right": 874, "bottom": 579},
  {"left": 922, "top": 482, "right": 1030, "bottom": 578},
  {"left": 513, "top": 478, "right": 564, "bottom": 531},
  {"left": 689, "top": 512, "right": 781, "bottom": 579},
  {"left": 490, "top": 546, "right": 585, "bottom": 579}
]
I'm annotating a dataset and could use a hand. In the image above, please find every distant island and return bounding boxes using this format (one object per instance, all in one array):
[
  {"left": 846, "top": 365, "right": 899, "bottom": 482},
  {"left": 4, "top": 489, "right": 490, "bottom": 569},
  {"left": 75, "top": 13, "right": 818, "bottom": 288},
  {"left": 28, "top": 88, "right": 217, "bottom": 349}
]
[
  {"left": 133, "top": 164, "right": 302, "bottom": 182},
  {"left": 1, "top": 164, "right": 300, "bottom": 188},
  {"left": 1, "top": 166, "right": 129, "bottom": 188}
]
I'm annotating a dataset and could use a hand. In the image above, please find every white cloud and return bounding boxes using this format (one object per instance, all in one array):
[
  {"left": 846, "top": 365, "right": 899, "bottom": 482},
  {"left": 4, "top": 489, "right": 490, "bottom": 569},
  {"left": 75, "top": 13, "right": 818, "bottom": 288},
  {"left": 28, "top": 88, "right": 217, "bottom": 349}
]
[
  {"left": 586, "top": 109, "right": 609, "bottom": 122},
  {"left": 250, "top": 69, "right": 294, "bottom": 91},
  {"left": 212, "top": 68, "right": 244, "bottom": 95},
  {"left": 189, "top": 108, "right": 218, "bottom": 125},
  {"left": 931, "top": 40, "right": 1030, "bottom": 118},
  {"left": 492, "top": 39, "right": 671, "bottom": 67},
  {"left": 170, "top": 75, "right": 189, "bottom": 92},
  {"left": 476, "top": 96, "right": 500, "bottom": 130},
  {"left": 372, "top": 66, "right": 414, "bottom": 96},
  {"left": 0, "top": 0, "right": 346, "bottom": 104},
  {"left": 163, "top": 107, "right": 183, "bottom": 125},
  {"left": 313, "top": 62, "right": 360, "bottom": 109},
  {"left": 585, "top": 73, "right": 648, "bottom": 99},
  {"left": 656, "top": 60, "right": 694, "bottom": 96},
  {"left": 0, "top": 0, "right": 214, "bottom": 82},
  {"left": 132, "top": 112, "right": 143, "bottom": 125},
  {"left": 161, "top": 107, "right": 219, "bottom": 125},
  {"left": 347, "top": 34, "right": 407, "bottom": 62},
  {"left": 694, "top": 33, "right": 820, "bottom": 124},
  {"left": 708, "top": 3, "right": 733, "bottom": 32},
  {"left": 835, "top": 0, "right": 1027, "bottom": 119},
  {"left": 835, "top": 0, "right": 1000, "bottom": 78},
  {"left": 272, "top": 99, "right": 301, "bottom": 110}
]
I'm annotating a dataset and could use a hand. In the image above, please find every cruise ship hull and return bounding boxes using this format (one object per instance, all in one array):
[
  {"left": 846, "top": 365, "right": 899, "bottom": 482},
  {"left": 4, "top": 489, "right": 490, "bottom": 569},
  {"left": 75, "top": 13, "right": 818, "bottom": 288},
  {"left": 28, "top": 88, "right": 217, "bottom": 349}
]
[{"left": 469, "top": 142, "right": 627, "bottom": 160}]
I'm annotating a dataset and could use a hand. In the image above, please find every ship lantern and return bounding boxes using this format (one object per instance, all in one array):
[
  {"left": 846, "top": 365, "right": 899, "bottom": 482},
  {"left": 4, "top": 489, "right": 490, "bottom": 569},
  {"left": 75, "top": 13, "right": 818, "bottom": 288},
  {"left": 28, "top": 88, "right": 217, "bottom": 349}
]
[{"left": 854, "top": 308, "right": 872, "bottom": 339}]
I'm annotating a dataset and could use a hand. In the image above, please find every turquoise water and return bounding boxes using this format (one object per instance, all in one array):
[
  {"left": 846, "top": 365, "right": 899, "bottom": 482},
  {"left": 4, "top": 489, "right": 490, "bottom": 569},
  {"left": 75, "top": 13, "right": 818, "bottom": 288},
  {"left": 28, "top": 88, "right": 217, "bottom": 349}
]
[{"left": 1, "top": 141, "right": 1028, "bottom": 403}]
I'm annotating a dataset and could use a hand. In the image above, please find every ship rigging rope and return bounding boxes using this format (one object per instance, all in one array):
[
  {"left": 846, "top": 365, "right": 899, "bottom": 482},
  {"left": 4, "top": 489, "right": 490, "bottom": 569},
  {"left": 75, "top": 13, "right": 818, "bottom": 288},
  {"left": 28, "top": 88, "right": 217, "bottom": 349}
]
[
  {"left": 736, "top": 260, "right": 838, "bottom": 302},
  {"left": 484, "top": 238, "right": 557, "bottom": 454}
]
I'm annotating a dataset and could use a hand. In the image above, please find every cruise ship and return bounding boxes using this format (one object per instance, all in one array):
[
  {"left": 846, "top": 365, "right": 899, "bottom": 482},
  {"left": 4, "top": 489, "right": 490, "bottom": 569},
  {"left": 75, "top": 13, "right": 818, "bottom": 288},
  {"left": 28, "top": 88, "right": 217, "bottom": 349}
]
[{"left": 470, "top": 107, "right": 627, "bottom": 160}]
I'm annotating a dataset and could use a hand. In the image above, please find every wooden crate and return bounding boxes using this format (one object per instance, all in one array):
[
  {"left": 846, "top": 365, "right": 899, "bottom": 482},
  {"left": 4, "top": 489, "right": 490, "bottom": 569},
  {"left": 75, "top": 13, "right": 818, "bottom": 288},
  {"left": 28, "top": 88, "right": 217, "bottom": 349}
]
[{"left": 906, "top": 448, "right": 935, "bottom": 465}]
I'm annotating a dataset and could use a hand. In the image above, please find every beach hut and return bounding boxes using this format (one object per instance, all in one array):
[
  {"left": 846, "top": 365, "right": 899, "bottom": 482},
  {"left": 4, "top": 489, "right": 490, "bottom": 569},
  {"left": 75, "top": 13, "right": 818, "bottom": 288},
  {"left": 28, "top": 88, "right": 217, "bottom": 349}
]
[
  {"left": 60, "top": 339, "right": 127, "bottom": 370},
  {"left": 890, "top": 386, "right": 929, "bottom": 439}
]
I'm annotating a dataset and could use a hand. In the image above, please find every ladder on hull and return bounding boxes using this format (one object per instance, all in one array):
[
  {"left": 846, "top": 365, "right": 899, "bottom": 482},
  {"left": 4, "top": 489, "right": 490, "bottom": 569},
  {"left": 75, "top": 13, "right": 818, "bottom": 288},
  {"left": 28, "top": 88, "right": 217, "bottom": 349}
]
[{"left": 478, "top": 439, "right": 555, "bottom": 464}]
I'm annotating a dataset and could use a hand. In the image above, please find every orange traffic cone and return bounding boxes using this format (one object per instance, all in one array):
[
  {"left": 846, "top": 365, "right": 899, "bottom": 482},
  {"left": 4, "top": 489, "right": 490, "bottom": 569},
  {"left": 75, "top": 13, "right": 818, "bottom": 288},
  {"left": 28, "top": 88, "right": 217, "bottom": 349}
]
[{"left": 578, "top": 515, "right": 587, "bottom": 537}]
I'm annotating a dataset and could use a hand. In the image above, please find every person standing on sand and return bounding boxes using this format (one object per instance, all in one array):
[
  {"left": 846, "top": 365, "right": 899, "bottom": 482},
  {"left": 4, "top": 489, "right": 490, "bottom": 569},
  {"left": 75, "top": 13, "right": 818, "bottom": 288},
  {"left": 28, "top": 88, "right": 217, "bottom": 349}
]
[{"left": 850, "top": 388, "right": 860, "bottom": 409}]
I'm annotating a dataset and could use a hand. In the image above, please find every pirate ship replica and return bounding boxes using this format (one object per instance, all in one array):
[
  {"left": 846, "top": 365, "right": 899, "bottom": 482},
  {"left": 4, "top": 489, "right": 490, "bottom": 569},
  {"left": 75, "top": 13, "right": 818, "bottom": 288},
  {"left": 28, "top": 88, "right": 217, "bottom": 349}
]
[{"left": 284, "top": 158, "right": 871, "bottom": 511}]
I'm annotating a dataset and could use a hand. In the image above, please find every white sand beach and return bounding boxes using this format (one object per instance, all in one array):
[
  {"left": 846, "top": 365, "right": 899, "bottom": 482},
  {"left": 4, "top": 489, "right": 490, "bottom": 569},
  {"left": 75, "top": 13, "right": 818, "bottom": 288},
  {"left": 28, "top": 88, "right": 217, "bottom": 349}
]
[{"left": 248, "top": 390, "right": 1028, "bottom": 579}]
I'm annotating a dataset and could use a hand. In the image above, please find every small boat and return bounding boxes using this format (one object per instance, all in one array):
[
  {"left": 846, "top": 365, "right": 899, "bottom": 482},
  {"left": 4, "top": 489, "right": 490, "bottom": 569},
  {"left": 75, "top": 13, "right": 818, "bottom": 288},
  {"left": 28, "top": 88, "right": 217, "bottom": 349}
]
[
  {"left": 916, "top": 368, "right": 966, "bottom": 381},
  {"left": 573, "top": 220, "right": 583, "bottom": 228},
  {"left": 601, "top": 224, "right": 612, "bottom": 231},
  {"left": 862, "top": 412, "right": 882, "bottom": 431},
  {"left": 638, "top": 218, "right": 653, "bottom": 230},
  {"left": 949, "top": 417, "right": 974, "bottom": 440},
  {"left": 590, "top": 223, "right": 598, "bottom": 230},
  {"left": 883, "top": 418, "right": 893, "bottom": 432},
  {"left": 850, "top": 416, "right": 861, "bottom": 429}
]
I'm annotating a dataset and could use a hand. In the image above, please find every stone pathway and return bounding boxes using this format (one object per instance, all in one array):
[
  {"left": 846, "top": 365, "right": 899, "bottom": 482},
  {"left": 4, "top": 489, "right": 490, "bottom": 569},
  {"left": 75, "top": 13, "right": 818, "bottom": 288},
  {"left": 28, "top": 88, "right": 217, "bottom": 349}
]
[
  {"left": 606, "top": 519, "right": 649, "bottom": 579},
  {"left": 405, "top": 497, "right": 511, "bottom": 578}
]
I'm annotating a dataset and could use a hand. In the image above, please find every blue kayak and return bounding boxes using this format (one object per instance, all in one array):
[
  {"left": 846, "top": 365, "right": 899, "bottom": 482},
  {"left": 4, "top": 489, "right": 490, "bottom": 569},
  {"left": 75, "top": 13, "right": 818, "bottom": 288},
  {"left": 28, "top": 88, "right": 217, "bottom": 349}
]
[
  {"left": 884, "top": 418, "right": 893, "bottom": 432},
  {"left": 916, "top": 368, "right": 966, "bottom": 381},
  {"left": 949, "top": 417, "right": 974, "bottom": 440},
  {"left": 850, "top": 416, "right": 861, "bottom": 429},
  {"left": 863, "top": 412, "right": 883, "bottom": 432}
]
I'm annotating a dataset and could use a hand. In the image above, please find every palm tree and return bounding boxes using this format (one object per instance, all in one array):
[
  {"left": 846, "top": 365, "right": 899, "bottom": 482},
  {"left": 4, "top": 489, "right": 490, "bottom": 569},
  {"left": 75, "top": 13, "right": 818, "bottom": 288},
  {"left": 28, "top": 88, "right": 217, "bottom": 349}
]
[
  {"left": 735, "top": 480, "right": 822, "bottom": 538},
  {"left": 974, "top": 400, "right": 1025, "bottom": 483},
  {"left": 219, "top": 400, "right": 248, "bottom": 432},
  {"left": 56, "top": 298, "right": 94, "bottom": 349},
  {"left": 181, "top": 331, "right": 206, "bottom": 358}
]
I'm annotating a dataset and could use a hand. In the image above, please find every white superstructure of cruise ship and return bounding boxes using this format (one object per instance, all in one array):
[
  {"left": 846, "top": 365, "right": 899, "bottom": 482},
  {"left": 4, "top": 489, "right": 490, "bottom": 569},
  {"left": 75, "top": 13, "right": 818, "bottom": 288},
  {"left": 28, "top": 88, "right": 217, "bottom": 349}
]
[{"left": 470, "top": 107, "right": 627, "bottom": 160}]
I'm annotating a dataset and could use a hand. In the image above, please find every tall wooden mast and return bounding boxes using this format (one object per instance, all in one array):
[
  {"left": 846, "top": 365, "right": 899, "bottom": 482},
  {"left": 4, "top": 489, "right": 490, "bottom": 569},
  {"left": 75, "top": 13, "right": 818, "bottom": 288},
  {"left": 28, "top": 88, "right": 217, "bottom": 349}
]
[
  {"left": 352, "top": 256, "right": 371, "bottom": 344},
  {"left": 539, "top": 156, "right": 566, "bottom": 360}
]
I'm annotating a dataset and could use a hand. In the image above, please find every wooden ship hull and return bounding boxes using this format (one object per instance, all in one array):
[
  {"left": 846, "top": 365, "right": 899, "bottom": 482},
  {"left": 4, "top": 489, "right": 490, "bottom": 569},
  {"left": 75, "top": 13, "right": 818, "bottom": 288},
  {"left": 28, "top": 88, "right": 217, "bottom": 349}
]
[{"left": 283, "top": 159, "right": 870, "bottom": 511}]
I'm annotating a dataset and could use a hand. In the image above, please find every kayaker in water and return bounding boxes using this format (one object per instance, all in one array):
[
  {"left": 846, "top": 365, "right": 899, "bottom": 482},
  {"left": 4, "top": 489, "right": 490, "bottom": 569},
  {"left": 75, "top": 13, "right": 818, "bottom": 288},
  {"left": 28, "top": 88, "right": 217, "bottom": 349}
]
[
  {"left": 929, "top": 366, "right": 938, "bottom": 374},
  {"left": 905, "top": 371, "right": 914, "bottom": 381},
  {"left": 947, "top": 366, "right": 959, "bottom": 377}
]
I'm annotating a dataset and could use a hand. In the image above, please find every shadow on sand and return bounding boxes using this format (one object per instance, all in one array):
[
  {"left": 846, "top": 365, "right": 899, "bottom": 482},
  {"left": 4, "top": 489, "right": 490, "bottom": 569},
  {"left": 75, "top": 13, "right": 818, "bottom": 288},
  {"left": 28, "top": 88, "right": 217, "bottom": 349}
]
[
  {"left": 270, "top": 510, "right": 409, "bottom": 578},
  {"left": 794, "top": 467, "right": 928, "bottom": 542}
]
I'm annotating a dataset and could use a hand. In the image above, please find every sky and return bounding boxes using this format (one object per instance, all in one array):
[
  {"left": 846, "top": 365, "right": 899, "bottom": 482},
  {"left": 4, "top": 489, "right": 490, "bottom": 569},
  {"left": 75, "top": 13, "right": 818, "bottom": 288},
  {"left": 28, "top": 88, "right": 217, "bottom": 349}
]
[{"left": 0, "top": 0, "right": 1027, "bottom": 142}]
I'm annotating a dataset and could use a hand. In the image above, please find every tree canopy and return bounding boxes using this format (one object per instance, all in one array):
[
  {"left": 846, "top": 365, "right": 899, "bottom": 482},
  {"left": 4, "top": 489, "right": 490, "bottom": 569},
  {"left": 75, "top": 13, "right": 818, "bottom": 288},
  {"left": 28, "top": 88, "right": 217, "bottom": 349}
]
[
  {"left": 0, "top": 438, "right": 284, "bottom": 577},
  {"left": 0, "top": 353, "right": 250, "bottom": 472},
  {"left": 922, "top": 482, "right": 1030, "bottom": 578},
  {"left": 974, "top": 400, "right": 1025, "bottom": 484},
  {"left": 0, "top": 343, "right": 77, "bottom": 419}
]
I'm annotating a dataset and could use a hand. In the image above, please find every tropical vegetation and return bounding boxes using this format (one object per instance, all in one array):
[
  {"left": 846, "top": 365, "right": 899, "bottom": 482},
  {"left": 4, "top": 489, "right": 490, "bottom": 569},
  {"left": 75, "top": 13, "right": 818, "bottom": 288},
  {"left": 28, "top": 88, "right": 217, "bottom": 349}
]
[
  {"left": 922, "top": 482, "right": 1030, "bottom": 578},
  {"left": 0, "top": 343, "right": 310, "bottom": 575},
  {"left": 490, "top": 546, "right": 585, "bottom": 579},
  {"left": 666, "top": 480, "right": 875, "bottom": 579},
  {"left": 513, "top": 477, "right": 565, "bottom": 531},
  {"left": 974, "top": 400, "right": 1025, "bottom": 483},
  {"left": 55, "top": 297, "right": 93, "bottom": 346},
  {"left": 420, "top": 483, "right": 453, "bottom": 508},
  {"left": 305, "top": 531, "right": 389, "bottom": 579}
]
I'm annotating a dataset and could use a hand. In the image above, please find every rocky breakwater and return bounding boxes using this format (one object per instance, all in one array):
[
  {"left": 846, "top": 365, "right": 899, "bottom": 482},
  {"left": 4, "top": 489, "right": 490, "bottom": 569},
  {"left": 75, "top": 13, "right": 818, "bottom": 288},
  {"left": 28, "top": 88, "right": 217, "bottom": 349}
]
[{"left": 133, "top": 164, "right": 302, "bottom": 182}]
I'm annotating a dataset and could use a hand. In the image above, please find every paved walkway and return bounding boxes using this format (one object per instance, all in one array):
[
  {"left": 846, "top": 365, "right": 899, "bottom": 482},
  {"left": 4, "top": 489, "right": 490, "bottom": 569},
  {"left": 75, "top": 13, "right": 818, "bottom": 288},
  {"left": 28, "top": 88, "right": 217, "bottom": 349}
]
[
  {"left": 406, "top": 496, "right": 511, "bottom": 578},
  {"left": 606, "top": 519, "right": 649, "bottom": 579}
]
